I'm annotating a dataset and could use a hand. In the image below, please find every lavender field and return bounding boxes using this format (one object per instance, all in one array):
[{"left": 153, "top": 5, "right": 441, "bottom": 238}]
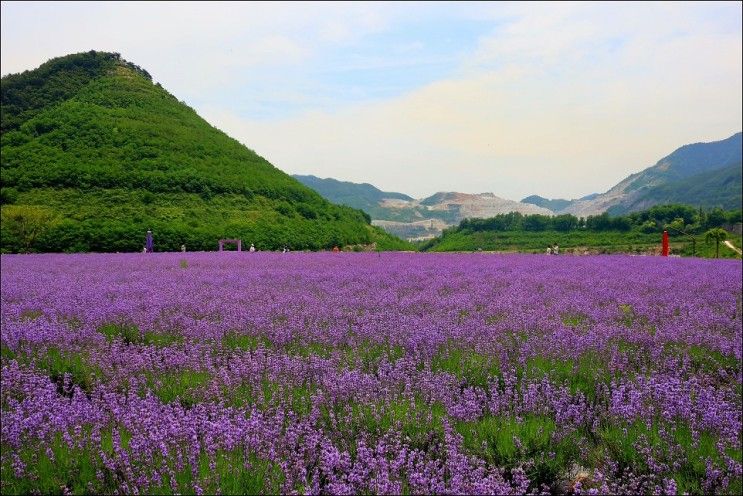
[{"left": 1, "top": 252, "right": 741, "bottom": 495}]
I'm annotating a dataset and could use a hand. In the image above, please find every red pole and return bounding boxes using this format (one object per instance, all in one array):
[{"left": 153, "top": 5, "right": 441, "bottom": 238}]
[{"left": 662, "top": 230, "right": 669, "bottom": 256}]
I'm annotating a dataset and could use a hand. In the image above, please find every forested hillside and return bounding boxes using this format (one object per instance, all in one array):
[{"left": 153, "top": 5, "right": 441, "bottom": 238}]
[{"left": 0, "top": 51, "right": 409, "bottom": 252}]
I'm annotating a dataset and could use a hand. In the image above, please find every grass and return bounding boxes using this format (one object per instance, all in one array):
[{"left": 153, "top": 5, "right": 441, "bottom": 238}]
[
  {"left": 455, "top": 414, "right": 580, "bottom": 488},
  {"left": 661, "top": 342, "right": 741, "bottom": 377},
  {"left": 1, "top": 430, "right": 284, "bottom": 495},
  {"left": 599, "top": 420, "right": 742, "bottom": 495},
  {"left": 677, "top": 234, "right": 743, "bottom": 259},
  {"left": 37, "top": 347, "right": 102, "bottom": 396},
  {"left": 222, "top": 378, "right": 316, "bottom": 417},
  {"left": 0, "top": 343, "right": 16, "bottom": 362},
  {"left": 337, "top": 339, "right": 406, "bottom": 373},
  {"left": 221, "top": 332, "right": 272, "bottom": 352},
  {"left": 98, "top": 323, "right": 183, "bottom": 347},
  {"left": 561, "top": 312, "right": 590, "bottom": 328},
  {"left": 320, "top": 396, "right": 447, "bottom": 457},
  {"left": 145, "top": 369, "right": 212, "bottom": 408},
  {"left": 423, "top": 228, "right": 743, "bottom": 259},
  {"left": 145, "top": 449, "right": 284, "bottom": 495},
  {"left": 456, "top": 415, "right": 555, "bottom": 464},
  {"left": 426, "top": 230, "right": 664, "bottom": 253},
  {"left": 431, "top": 343, "right": 501, "bottom": 389},
  {"left": 523, "top": 352, "right": 611, "bottom": 402}
]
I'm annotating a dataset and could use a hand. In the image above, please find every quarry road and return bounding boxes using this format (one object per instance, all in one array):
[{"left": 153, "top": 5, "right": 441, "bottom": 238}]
[{"left": 723, "top": 240, "right": 742, "bottom": 255}]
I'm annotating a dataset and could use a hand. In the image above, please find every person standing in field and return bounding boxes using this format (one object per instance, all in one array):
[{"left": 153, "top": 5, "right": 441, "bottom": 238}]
[
  {"left": 547, "top": 245, "right": 553, "bottom": 255},
  {"left": 249, "top": 243, "right": 255, "bottom": 252},
  {"left": 553, "top": 244, "right": 559, "bottom": 255},
  {"left": 145, "top": 230, "right": 154, "bottom": 253}
]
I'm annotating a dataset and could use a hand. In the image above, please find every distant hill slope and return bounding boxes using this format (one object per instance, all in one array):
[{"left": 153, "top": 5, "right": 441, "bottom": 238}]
[
  {"left": 520, "top": 195, "right": 573, "bottom": 212},
  {"left": 556, "top": 132, "right": 742, "bottom": 217},
  {"left": 293, "top": 174, "right": 554, "bottom": 240},
  {"left": 415, "top": 192, "right": 553, "bottom": 221},
  {"left": 0, "top": 51, "right": 408, "bottom": 252},
  {"left": 520, "top": 193, "right": 599, "bottom": 211},
  {"left": 293, "top": 174, "right": 414, "bottom": 219},
  {"left": 607, "top": 162, "right": 742, "bottom": 215}
]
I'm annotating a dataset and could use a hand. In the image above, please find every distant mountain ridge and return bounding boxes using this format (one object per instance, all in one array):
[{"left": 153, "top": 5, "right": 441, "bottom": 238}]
[
  {"left": 521, "top": 193, "right": 599, "bottom": 211},
  {"left": 520, "top": 195, "right": 573, "bottom": 212},
  {"left": 551, "top": 132, "right": 742, "bottom": 217},
  {"left": 297, "top": 132, "right": 741, "bottom": 240},
  {"left": 293, "top": 175, "right": 552, "bottom": 240},
  {"left": 606, "top": 162, "right": 741, "bottom": 215},
  {"left": 292, "top": 175, "right": 413, "bottom": 220}
]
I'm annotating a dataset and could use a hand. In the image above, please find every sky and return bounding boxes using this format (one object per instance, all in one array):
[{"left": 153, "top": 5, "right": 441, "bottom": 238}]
[{"left": 2, "top": 1, "right": 741, "bottom": 200}]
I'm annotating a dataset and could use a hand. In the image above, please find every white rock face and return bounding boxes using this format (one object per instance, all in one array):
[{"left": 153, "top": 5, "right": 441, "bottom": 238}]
[
  {"left": 374, "top": 192, "right": 554, "bottom": 239},
  {"left": 556, "top": 173, "right": 643, "bottom": 217},
  {"left": 426, "top": 192, "right": 554, "bottom": 219}
]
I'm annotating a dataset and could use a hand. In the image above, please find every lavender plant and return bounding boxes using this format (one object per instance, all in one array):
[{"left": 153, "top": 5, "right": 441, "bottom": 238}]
[{"left": 1, "top": 252, "right": 741, "bottom": 494}]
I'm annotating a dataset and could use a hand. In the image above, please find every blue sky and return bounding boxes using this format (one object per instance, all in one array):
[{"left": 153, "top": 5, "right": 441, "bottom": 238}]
[{"left": 2, "top": 1, "right": 741, "bottom": 200}]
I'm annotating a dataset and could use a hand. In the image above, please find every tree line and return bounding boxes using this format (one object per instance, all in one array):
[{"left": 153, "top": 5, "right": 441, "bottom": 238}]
[{"left": 454, "top": 204, "right": 741, "bottom": 236}]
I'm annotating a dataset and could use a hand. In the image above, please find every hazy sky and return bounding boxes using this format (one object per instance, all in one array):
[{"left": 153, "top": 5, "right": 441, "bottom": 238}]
[{"left": 2, "top": 1, "right": 741, "bottom": 200}]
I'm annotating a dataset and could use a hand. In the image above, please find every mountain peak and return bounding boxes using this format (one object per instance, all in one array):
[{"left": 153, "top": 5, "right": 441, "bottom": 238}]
[{"left": 1, "top": 51, "right": 406, "bottom": 252}]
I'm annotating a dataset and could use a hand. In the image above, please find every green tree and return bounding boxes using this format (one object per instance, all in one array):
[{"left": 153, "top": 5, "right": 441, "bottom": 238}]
[
  {"left": 705, "top": 208, "right": 727, "bottom": 229},
  {"left": 1, "top": 205, "right": 56, "bottom": 252},
  {"left": 667, "top": 217, "right": 685, "bottom": 233},
  {"left": 552, "top": 214, "right": 578, "bottom": 232},
  {"left": 639, "top": 220, "right": 657, "bottom": 234},
  {"left": 704, "top": 228, "right": 727, "bottom": 259},
  {"left": 522, "top": 214, "right": 550, "bottom": 232}
]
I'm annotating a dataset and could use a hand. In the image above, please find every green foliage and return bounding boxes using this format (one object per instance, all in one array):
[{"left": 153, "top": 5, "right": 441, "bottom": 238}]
[
  {"left": 0, "top": 187, "right": 18, "bottom": 204},
  {"left": 146, "top": 369, "right": 211, "bottom": 408},
  {"left": 1, "top": 52, "right": 408, "bottom": 253},
  {"left": 346, "top": 397, "right": 446, "bottom": 445},
  {"left": 0, "top": 204, "right": 56, "bottom": 252},
  {"left": 1, "top": 432, "right": 283, "bottom": 495},
  {"left": 525, "top": 353, "right": 609, "bottom": 401},
  {"left": 221, "top": 332, "right": 272, "bottom": 351},
  {"left": 431, "top": 344, "right": 500, "bottom": 389},
  {"left": 521, "top": 195, "right": 573, "bottom": 211},
  {"left": 598, "top": 420, "right": 741, "bottom": 495},
  {"left": 607, "top": 132, "right": 741, "bottom": 214},
  {"left": 456, "top": 415, "right": 557, "bottom": 466},
  {"left": 97, "top": 323, "right": 182, "bottom": 347},
  {"left": 611, "top": 162, "right": 742, "bottom": 214},
  {"left": 422, "top": 204, "right": 741, "bottom": 256},
  {"left": 1, "top": 51, "right": 137, "bottom": 134},
  {"left": 704, "top": 228, "right": 728, "bottom": 258},
  {"left": 36, "top": 347, "right": 101, "bottom": 395},
  {"left": 293, "top": 174, "right": 414, "bottom": 217}
]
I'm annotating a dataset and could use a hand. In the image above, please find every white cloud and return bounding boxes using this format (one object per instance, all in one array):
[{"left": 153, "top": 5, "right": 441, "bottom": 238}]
[{"left": 200, "top": 2, "right": 741, "bottom": 199}]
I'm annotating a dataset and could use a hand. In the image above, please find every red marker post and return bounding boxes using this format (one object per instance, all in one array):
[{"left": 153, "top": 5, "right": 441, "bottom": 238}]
[{"left": 662, "top": 230, "right": 669, "bottom": 257}]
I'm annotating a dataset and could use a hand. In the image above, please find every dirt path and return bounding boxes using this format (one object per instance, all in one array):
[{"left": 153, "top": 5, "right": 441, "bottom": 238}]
[{"left": 723, "top": 240, "right": 742, "bottom": 255}]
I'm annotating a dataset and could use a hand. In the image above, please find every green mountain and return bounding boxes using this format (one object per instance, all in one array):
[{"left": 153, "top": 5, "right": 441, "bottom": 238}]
[
  {"left": 555, "top": 132, "right": 742, "bottom": 217},
  {"left": 0, "top": 51, "right": 409, "bottom": 252},
  {"left": 520, "top": 195, "right": 573, "bottom": 211},
  {"left": 607, "top": 162, "right": 742, "bottom": 215},
  {"left": 292, "top": 174, "right": 414, "bottom": 219},
  {"left": 521, "top": 193, "right": 599, "bottom": 211}
]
